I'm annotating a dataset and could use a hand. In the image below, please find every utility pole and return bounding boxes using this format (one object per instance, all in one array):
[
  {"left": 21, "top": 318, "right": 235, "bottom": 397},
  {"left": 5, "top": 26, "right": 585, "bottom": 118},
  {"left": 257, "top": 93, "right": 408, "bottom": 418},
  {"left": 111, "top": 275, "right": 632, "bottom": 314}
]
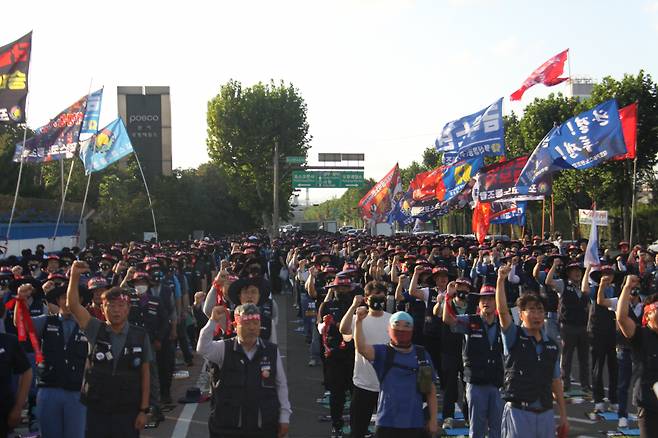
[{"left": 273, "top": 140, "right": 280, "bottom": 238}]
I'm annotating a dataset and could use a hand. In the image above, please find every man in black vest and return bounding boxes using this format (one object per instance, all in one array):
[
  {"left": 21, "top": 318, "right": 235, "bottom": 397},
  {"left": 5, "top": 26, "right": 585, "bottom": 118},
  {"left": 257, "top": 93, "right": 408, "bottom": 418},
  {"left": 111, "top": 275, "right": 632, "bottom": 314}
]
[
  {"left": 17, "top": 280, "right": 88, "bottom": 438},
  {"left": 318, "top": 275, "right": 356, "bottom": 438},
  {"left": 496, "top": 263, "right": 568, "bottom": 438},
  {"left": 124, "top": 268, "right": 171, "bottom": 420},
  {"left": 443, "top": 281, "right": 504, "bottom": 438},
  {"left": 197, "top": 303, "right": 291, "bottom": 438},
  {"left": 617, "top": 274, "right": 658, "bottom": 437},
  {"left": 548, "top": 258, "right": 591, "bottom": 393},
  {"left": 67, "top": 261, "right": 152, "bottom": 438}
]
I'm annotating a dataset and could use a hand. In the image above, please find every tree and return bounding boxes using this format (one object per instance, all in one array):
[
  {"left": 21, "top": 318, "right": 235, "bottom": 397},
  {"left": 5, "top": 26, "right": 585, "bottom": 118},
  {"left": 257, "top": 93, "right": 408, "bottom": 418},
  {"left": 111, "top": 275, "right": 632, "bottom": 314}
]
[
  {"left": 583, "top": 71, "right": 658, "bottom": 239},
  {"left": 206, "top": 80, "right": 312, "bottom": 230}
]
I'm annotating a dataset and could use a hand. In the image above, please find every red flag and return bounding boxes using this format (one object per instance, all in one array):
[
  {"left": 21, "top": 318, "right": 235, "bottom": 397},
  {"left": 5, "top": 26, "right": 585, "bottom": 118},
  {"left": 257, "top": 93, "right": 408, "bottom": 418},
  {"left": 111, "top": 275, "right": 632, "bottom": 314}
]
[
  {"left": 510, "top": 49, "right": 569, "bottom": 101},
  {"left": 413, "top": 167, "right": 444, "bottom": 202},
  {"left": 612, "top": 102, "right": 638, "bottom": 161},
  {"left": 472, "top": 201, "right": 492, "bottom": 244}
]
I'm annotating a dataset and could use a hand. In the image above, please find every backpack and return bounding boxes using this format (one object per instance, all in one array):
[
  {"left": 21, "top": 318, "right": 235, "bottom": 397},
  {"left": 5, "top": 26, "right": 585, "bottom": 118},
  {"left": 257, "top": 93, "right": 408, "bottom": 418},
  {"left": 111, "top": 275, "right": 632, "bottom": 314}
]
[{"left": 379, "top": 344, "right": 434, "bottom": 395}]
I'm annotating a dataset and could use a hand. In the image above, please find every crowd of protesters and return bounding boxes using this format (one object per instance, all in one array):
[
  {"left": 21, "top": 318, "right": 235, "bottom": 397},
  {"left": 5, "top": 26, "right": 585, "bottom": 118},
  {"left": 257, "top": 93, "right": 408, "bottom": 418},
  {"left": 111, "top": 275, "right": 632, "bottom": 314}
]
[{"left": 1, "top": 231, "right": 658, "bottom": 438}]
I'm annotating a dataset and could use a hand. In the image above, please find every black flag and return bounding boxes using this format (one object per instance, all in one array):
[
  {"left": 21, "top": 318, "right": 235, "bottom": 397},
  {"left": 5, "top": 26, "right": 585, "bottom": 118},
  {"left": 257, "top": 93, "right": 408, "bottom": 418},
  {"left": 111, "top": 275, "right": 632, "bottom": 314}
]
[{"left": 0, "top": 32, "right": 31, "bottom": 123}]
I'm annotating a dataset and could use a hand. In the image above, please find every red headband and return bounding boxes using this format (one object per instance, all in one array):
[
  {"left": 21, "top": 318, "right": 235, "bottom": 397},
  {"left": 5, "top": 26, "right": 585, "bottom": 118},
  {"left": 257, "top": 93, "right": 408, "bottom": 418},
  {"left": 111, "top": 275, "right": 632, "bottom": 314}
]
[
  {"left": 642, "top": 302, "right": 658, "bottom": 326},
  {"left": 234, "top": 313, "right": 261, "bottom": 325}
]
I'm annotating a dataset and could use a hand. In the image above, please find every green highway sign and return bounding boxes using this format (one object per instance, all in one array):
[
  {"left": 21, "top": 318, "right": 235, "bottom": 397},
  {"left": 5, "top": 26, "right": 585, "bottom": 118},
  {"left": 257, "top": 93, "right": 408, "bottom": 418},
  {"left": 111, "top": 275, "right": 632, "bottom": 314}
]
[
  {"left": 292, "top": 170, "right": 364, "bottom": 188},
  {"left": 285, "top": 156, "right": 306, "bottom": 164}
]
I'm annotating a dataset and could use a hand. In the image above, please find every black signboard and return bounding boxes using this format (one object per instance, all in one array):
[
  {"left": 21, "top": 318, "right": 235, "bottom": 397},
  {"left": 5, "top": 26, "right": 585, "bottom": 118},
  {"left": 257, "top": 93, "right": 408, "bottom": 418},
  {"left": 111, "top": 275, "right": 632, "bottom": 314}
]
[{"left": 125, "top": 94, "right": 162, "bottom": 181}]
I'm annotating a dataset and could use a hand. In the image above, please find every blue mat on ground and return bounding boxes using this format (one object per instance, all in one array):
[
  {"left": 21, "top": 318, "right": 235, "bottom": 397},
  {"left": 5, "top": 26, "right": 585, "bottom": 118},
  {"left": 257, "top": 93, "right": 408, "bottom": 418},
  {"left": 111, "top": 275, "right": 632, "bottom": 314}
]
[
  {"left": 598, "top": 411, "right": 638, "bottom": 421},
  {"left": 438, "top": 411, "right": 465, "bottom": 420},
  {"left": 599, "top": 412, "right": 619, "bottom": 420},
  {"left": 618, "top": 428, "right": 640, "bottom": 436},
  {"left": 442, "top": 428, "right": 469, "bottom": 436}
]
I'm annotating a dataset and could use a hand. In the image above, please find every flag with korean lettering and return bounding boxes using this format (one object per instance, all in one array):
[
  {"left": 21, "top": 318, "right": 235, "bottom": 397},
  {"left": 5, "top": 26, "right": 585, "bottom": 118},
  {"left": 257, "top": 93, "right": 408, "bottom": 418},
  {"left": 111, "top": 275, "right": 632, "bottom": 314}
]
[
  {"left": 489, "top": 201, "right": 526, "bottom": 226},
  {"left": 0, "top": 32, "right": 31, "bottom": 123},
  {"left": 79, "top": 118, "right": 134, "bottom": 174},
  {"left": 518, "top": 99, "right": 626, "bottom": 185},
  {"left": 81, "top": 88, "right": 103, "bottom": 134},
  {"left": 13, "top": 94, "right": 88, "bottom": 163},
  {"left": 435, "top": 98, "right": 505, "bottom": 165},
  {"left": 474, "top": 155, "right": 551, "bottom": 203}
]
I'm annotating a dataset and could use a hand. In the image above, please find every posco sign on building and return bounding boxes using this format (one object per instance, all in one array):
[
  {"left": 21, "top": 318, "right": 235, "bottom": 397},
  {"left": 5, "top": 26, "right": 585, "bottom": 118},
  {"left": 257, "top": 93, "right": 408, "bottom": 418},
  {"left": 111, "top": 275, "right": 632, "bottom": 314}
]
[{"left": 118, "top": 86, "right": 173, "bottom": 181}]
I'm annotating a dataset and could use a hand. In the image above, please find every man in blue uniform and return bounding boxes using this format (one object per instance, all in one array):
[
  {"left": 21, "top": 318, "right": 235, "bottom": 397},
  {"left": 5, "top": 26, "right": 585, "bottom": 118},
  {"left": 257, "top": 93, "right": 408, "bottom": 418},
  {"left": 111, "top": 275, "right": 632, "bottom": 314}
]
[
  {"left": 18, "top": 281, "right": 88, "bottom": 438},
  {"left": 443, "top": 281, "right": 504, "bottom": 438},
  {"left": 495, "top": 263, "right": 568, "bottom": 438}
]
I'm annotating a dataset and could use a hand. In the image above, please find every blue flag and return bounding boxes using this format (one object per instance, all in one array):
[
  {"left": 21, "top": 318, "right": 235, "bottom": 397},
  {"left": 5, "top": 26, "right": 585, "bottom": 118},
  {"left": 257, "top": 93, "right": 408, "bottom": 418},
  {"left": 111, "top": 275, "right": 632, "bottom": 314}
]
[
  {"left": 79, "top": 118, "right": 134, "bottom": 174},
  {"left": 436, "top": 98, "right": 505, "bottom": 164},
  {"left": 518, "top": 99, "right": 626, "bottom": 185},
  {"left": 81, "top": 88, "right": 103, "bottom": 134}
]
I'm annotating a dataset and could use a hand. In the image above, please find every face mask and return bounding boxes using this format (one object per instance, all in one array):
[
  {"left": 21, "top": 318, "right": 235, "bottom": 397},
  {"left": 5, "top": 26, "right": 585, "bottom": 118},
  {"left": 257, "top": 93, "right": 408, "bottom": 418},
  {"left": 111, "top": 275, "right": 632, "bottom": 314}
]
[
  {"left": 0, "top": 280, "right": 9, "bottom": 289},
  {"left": 456, "top": 290, "right": 468, "bottom": 300},
  {"left": 152, "top": 272, "right": 164, "bottom": 281},
  {"left": 388, "top": 327, "right": 413, "bottom": 348},
  {"left": 367, "top": 295, "right": 386, "bottom": 311},
  {"left": 135, "top": 285, "right": 148, "bottom": 295}
]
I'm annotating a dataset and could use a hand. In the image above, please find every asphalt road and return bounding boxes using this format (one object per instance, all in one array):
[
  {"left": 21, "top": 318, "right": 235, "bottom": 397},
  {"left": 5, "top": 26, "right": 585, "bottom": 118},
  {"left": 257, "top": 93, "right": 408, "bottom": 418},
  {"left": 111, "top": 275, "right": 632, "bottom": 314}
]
[
  {"left": 12, "top": 293, "right": 638, "bottom": 437},
  {"left": 143, "top": 293, "right": 638, "bottom": 437}
]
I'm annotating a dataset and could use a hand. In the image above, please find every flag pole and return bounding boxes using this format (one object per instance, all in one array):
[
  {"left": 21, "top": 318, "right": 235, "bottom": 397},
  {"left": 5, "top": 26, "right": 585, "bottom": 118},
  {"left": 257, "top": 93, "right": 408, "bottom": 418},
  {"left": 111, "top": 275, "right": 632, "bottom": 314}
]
[
  {"left": 60, "top": 158, "right": 65, "bottom": 202},
  {"left": 77, "top": 173, "right": 92, "bottom": 243},
  {"left": 541, "top": 198, "right": 546, "bottom": 238},
  {"left": 132, "top": 151, "right": 158, "bottom": 242},
  {"left": 52, "top": 158, "right": 76, "bottom": 240},
  {"left": 5, "top": 97, "right": 31, "bottom": 243},
  {"left": 550, "top": 194, "right": 555, "bottom": 236},
  {"left": 52, "top": 80, "right": 95, "bottom": 242},
  {"left": 629, "top": 156, "right": 638, "bottom": 247}
]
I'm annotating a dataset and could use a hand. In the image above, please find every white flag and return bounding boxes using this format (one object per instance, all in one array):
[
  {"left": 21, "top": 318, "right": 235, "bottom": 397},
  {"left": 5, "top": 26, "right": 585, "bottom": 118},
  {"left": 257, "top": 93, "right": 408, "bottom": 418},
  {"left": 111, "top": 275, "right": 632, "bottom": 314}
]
[{"left": 584, "top": 208, "right": 599, "bottom": 267}]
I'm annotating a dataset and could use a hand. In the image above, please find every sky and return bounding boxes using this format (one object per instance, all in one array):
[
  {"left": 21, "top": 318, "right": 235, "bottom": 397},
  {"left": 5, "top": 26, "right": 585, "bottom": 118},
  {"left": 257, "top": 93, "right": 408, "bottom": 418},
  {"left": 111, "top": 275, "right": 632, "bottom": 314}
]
[{"left": 3, "top": 0, "right": 658, "bottom": 203}]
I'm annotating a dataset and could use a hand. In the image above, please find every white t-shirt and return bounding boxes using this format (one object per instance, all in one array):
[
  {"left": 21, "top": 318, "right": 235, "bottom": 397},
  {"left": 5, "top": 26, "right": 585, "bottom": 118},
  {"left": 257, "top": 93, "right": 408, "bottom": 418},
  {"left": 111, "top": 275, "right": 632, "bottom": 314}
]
[{"left": 345, "top": 312, "right": 392, "bottom": 392}]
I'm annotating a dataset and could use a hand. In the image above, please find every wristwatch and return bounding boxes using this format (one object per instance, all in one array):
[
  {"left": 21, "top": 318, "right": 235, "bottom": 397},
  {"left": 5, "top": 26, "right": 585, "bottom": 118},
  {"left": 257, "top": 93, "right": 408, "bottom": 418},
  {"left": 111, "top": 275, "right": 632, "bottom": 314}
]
[{"left": 139, "top": 407, "right": 150, "bottom": 414}]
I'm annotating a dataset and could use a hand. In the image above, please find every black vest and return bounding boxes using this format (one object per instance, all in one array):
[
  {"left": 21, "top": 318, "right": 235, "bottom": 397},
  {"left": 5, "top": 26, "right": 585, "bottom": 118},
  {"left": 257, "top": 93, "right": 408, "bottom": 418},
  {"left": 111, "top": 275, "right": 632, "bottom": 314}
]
[
  {"left": 617, "top": 304, "right": 641, "bottom": 348},
  {"left": 259, "top": 299, "right": 273, "bottom": 341},
  {"left": 320, "top": 298, "right": 353, "bottom": 356},
  {"left": 80, "top": 323, "right": 146, "bottom": 414},
  {"left": 210, "top": 338, "right": 280, "bottom": 436},
  {"left": 541, "top": 288, "right": 559, "bottom": 313},
  {"left": 441, "top": 300, "right": 465, "bottom": 356},
  {"left": 129, "top": 294, "right": 164, "bottom": 341},
  {"left": 588, "top": 302, "right": 616, "bottom": 339},
  {"left": 37, "top": 315, "right": 88, "bottom": 390},
  {"left": 634, "top": 326, "right": 658, "bottom": 412},
  {"left": 423, "top": 288, "right": 443, "bottom": 337},
  {"left": 558, "top": 282, "right": 588, "bottom": 327},
  {"left": 462, "top": 315, "right": 504, "bottom": 387},
  {"left": 405, "top": 291, "right": 426, "bottom": 343},
  {"left": 502, "top": 327, "right": 559, "bottom": 410}
]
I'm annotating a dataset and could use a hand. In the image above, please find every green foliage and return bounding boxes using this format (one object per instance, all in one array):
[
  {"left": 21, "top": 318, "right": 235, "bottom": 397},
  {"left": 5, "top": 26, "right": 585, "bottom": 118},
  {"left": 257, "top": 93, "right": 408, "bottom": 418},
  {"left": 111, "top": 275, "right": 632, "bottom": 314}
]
[
  {"left": 304, "top": 181, "right": 374, "bottom": 225},
  {"left": 206, "top": 79, "right": 312, "bottom": 228}
]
